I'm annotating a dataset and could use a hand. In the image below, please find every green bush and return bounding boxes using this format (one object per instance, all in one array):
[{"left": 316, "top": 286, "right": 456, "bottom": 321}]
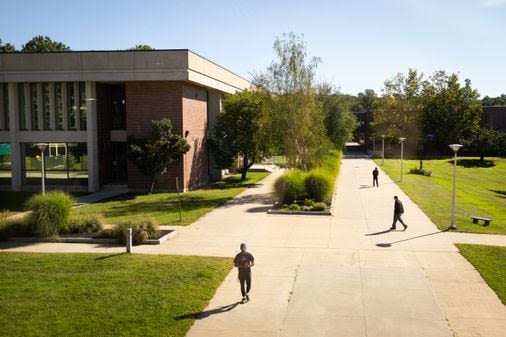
[
  {"left": 0, "top": 214, "right": 31, "bottom": 240},
  {"left": 305, "top": 169, "right": 332, "bottom": 202},
  {"left": 311, "top": 202, "right": 327, "bottom": 211},
  {"left": 286, "top": 203, "right": 301, "bottom": 211},
  {"left": 274, "top": 170, "right": 306, "bottom": 204},
  {"left": 25, "top": 191, "right": 73, "bottom": 238},
  {"left": 409, "top": 168, "right": 432, "bottom": 176},
  {"left": 114, "top": 218, "right": 159, "bottom": 245},
  {"left": 66, "top": 214, "right": 103, "bottom": 234}
]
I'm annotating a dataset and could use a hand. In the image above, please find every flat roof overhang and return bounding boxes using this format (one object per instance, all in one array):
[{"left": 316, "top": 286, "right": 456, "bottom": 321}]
[{"left": 0, "top": 49, "right": 251, "bottom": 94}]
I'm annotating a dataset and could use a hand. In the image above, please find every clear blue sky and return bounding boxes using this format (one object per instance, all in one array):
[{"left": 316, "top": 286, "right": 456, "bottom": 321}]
[{"left": 1, "top": 0, "right": 505, "bottom": 96}]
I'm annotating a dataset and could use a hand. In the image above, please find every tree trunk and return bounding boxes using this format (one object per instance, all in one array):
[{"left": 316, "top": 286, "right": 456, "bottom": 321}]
[
  {"left": 480, "top": 155, "right": 484, "bottom": 163},
  {"left": 241, "top": 155, "right": 256, "bottom": 181},
  {"left": 149, "top": 176, "right": 156, "bottom": 194}
]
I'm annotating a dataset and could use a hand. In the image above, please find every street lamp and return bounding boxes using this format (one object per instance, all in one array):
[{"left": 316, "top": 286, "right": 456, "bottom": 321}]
[
  {"left": 381, "top": 135, "right": 385, "bottom": 166},
  {"left": 449, "top": 144, "right": 463, "bottom": 230},
  {"left": 398, "top": 137, "right": 406, "bottom": 182},
  {"left": 34, "top": 143, "right": 48, "bottom": 196}
]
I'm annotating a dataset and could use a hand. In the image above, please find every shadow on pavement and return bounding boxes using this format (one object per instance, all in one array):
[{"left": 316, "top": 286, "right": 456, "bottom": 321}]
[
  {"left": 376, "top": 230, "right": 448, "bottom": 247},
  {"left": 175, "top": 302, "right": 241, "bottom": 320},
  {"left": 365, "top": 229, "right": 392, "bottom": 236}
]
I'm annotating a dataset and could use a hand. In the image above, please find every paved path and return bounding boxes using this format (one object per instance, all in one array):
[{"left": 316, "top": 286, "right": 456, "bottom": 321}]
[
  {"left": 1, "top": 158, "right": 505, "bottom": 336},
  {"left": 445, "top": 232, "right": 506, "bottom": 247}
]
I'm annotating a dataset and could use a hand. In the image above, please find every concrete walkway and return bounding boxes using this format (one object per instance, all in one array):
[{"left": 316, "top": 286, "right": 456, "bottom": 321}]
[
  {"left": 1, "top": 158, "right": 505, "bottom": 336},
  {"left": 445, "top": 232, "right": 506, "bottom": 247}
]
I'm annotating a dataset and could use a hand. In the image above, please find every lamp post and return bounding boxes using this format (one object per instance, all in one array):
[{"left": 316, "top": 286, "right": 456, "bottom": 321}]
[
  {"left": 449, "top": 144, "right": 463, "bottom": 230},
  {"left": 381, "top": 135, "right": 385, "bottom": 166},
  {"left": 34, "top": 143, "right": 48, "bottom": 196},
  {"left": 398, "top": 137, "right": 406, "bottom": 182}
]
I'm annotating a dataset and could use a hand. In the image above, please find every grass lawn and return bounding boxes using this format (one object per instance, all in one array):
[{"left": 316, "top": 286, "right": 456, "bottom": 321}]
[
  {"left": 457, "top": 244, "right": 506, "bottom": 304},
  {"left": 74, "top": 171, "right": 270, "bottom": 226},
  {"left": 375, "top": 157, "right": 506, "bottom": 234},
  {"left": 0, "top": 252, "right": 231, "bottom": 337}
]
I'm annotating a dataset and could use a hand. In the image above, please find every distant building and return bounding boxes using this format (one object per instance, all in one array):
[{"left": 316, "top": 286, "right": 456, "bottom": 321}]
[{"left": 481, "top": 106, "right": 506, "bottom": 131}]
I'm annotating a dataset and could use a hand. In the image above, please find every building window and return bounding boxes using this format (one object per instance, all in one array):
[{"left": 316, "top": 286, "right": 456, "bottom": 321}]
[
  {"left": 43, "top": 83, "right": 51, "bottom": 130},
  {"left": 0, "top": 143, "right": 11, "bottom": 185},
  {"left": 30, "top": 83, "right": 39, "bottom": 130},
  {"left": 67, "top": 82, "right": 76, "bottom": 130},
  {"left": 55, "top": 83, "right": 64, "bottom": 130},
  {"left": 79, "top": 82, "right": 87, "bottom": 130},
  {"left": 18, "top": 83, "right": 27, "bottom": 130},
  {"left": 1, "top": 84, "right": 9, "bottom": 130},
  {"left": 111, "top": 85, "right": 126, "bottom": 130},
  {"left": 22, "top": 142, "right": 88, "bottom": 185}
]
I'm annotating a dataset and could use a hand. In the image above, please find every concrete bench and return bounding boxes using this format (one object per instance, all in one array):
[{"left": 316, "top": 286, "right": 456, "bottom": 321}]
[{"left": 471, "top": 216, "right": 493, "bottom": 226}]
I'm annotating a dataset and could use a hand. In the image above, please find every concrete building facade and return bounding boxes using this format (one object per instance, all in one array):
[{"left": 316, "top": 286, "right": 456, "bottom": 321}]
[{"left": 0, "top": 50, "right": 250, "bottom": 192}]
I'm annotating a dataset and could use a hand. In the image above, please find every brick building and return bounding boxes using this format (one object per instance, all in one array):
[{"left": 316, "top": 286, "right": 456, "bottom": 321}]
[{"left": 0, "top": 50, "right": 251, "bottom": 192}]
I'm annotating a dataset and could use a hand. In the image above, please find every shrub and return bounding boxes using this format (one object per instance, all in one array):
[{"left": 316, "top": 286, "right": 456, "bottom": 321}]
[
  {"left": 114, "top": 218, "right": 159, "bottom": 245},
  {"left": 0, "top": 214, "right": 31, "bottom": 240},
  {"left": 305, "top": 169, "right": 332, "bottom": 202},
  {"left": 311, "top": 202, "right": 327, "bottom": 211},
  {"left": 409, "top": 168, "right": 432, "bottom": 176},
  {"left": 286, "top": 203, "right": 301, "bottom": 211},
  {"left": 66, "top": 214, "right": 103, "bottom": 234},
  {"left": 25, "top": 191, "right": 73, "bottom": 238},
  {"left": 274, "top": 170, "right": 306, "bottom": 204}
]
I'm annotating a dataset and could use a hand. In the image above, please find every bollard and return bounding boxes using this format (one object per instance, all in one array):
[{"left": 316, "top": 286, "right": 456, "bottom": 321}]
[{"left": 126, "top": 228, "right": 132, "bottom": 253}]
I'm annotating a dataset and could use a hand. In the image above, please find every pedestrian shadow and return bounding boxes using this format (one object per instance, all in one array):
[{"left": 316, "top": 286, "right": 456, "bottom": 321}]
[
  {"left": 175, "top": 302, "right": 241, "bottom": 320},
  {"left": 376, "top": 229, "right": 449, "bottom": 247},
  {"left": 360, "top": 185, "right": 372, "bottom": 189},
  {"left": 365, "top": 229, "right": 392, "bottom": 236}
]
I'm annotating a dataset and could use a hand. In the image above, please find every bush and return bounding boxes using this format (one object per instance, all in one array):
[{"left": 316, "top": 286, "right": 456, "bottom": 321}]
[
  {"left": 274, "top": 170, "right": 306, "bottom": 204},
  {"left": 305, "top": 169, "right": 332, "bottom": 202},
  {"left": 409, "top": 168, "right": 432, "bottom": 176},
  {"left": 286, "top": 203, "right": 301, "bottom": 211},
  {"left": 114, "top": 218, "right": 159, "bottom": 245},
  {"left": 25, "top": 191, "right": 73, "bottom": 238},
  {"left": 311, "top": 202, "right": 327, "bottom": 211},
  {"left": 0, "top": 214, "right": 31, "bottom": 240},
  {"left": 66, "top": 214, "right": 103, "bottom": 234}
]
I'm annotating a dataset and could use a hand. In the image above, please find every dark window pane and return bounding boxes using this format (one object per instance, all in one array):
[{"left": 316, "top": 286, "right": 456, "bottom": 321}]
[
  {"left": 55, "top": 83, "right": 63, "bottom": 130},
  {"left": 43, "top": 83, "right": 51, "bottom": 130},
  {"left": 67, "top": 82, "right": 76, "bottom": 130},
  {"left": 18, "top": 83, "right": 26, "bottom": 130},
  {"left": 30, "top": 83, "right": 38, "bottom": 130},
  {"left": 79, "top": 82, "right": 87, "bottom": 130}
]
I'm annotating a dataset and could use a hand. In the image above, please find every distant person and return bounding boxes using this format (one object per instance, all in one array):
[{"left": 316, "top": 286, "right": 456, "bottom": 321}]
[
  {"left": 391, "top": 196, "right": 407, "bottom": 230},
  {"left": 372, "top": 167, "right": 379, "bottom": 187},
  {"left": 234, "top": 243, "right": 255, "bottom": 303}
]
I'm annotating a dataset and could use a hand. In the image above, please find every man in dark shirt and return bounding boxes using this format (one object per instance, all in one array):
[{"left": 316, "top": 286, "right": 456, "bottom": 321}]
[
  {"left": 372, "top": 167, "right": 379, "bottom": 187},
  {"left": 233, "top": 243, "right": 255, "bottom": 303},
  {"left": 391, "top": 196, "right": 408, "bottom": 230}
]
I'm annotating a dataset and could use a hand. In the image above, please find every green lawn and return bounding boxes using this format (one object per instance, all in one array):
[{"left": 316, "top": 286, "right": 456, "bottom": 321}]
[
  {"left": 457, "top": 244, "right": 506, "bottom": 304},
  {"left": 74, "top": 172, "right": 269, "bottom": 226},
  {"left": 375, "top": 157, "right": 506, "bottom": 234},
  {"left": 0, "top": 252, "right": 232, "bottom": 337}
]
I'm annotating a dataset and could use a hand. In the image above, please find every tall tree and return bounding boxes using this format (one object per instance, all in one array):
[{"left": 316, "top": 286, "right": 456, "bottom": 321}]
[
  {"left": 255, "top": 32, "right": 331, "bottom": 170},
  {"left": 128, "top": 118, "right": 190, "bottom": 193},
  {"left": 22, "top": 35, "right": 70, "bottom": 52},
  {"left": 129, "top": 44, "right": 154, "bottom": 51},
  {"left": 481, "top": 94, "right": 506, "bottom": 106},
  {"left": 0, "top": 38, "right": 16, "bottom": 53},
  {"left": 354, "top": 89, "right": 378, "bottom": 112},
  {"left": 209, "top": 90, "right": 270, "bottom": 180},
  {"left": 420, "top": 71, "right": 482, "bottom": 145}
]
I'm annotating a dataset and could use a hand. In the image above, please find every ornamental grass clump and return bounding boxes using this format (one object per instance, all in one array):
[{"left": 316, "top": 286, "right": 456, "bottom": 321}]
[
  {"left": 114, "top": 218, "right": 159, "bottom": 245},
  {"left": 25, "top": 191, "right": 73, "bottom": 238},
  {"left": 304, "top": 169, "right": 332, "bottom": 202},
  {"left": 274, "top": 169, "right": 306, "bottom": 204}
]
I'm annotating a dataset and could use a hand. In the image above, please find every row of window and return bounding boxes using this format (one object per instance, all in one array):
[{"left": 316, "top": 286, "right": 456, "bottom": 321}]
[{"left": 0, "top": 82, "right": 87, "bottom": 131}]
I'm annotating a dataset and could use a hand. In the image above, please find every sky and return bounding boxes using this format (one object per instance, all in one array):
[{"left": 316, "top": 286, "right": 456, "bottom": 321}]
[{"left": 1, "top": 0, "right": 505, "bottom": 96}]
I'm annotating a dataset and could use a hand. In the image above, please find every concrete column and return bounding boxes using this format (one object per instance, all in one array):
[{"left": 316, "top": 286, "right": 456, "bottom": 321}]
[
  {"left": 37, "top": 83, "right": 43, "bottom": 130},
  {"left": 24, "top": 83, "right": 31, "bottom": 130},
  {"left": 85, "top": 81, "right": 99, "bottom": 192},
  {"left": 49, "top": 83, "right": 56, "bottom": 130},
  {"left": 0, "top": 84, "right": 4, "bottom": 130},
  {"left": 126, "top": 228, "right": 132, "bottom": 253},
  {"left": 74, "top": 82, "right": 80, "bottom": 130},
  {"left": 8, "top": 83, "right": 22, "bottom": 191},
  {"left": 62, "top": 83, "right": 69, "bottom": 131}
]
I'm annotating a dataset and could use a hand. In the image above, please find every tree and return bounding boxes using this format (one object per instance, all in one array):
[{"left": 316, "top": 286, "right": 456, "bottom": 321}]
[
  {"left": 371, "top": 69, "right": 423, "bottom": 141},
  {"left": 255, "top": 32, "right": 331, "bottom": 170},
  {"left": 354, "top": 89, "right": 378, "bottom": 113},
  {"left": 209, "top": 90, "right": 270, "bottom": 180},
  {"left": 128, "top": 118, "right": 190, "bottom": 193},
  {"left": 482, "top": 94, "right": 506, "bottom": 106},
  {"left": 129, "top": 44, "right": 154, "bottom": 51},
  {"left": 463, "top": 128, "right": 506, "bottom": 162},
  {"left": 420, "top": 71, "right": 482, "bottom": 145},
  {"left": 317, "top": 84, "right": 357, "bottom": 149},
  {"left": 0, "top": 38, "right": 16, "bottom": 53},
  {"left": 22, "top": 35, "right": 70, "bottom": 52}
]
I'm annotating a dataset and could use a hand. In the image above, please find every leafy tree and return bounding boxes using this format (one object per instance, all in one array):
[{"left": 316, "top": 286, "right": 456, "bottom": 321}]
[
  {"left": 128, "top": 118, "right": 190, "bottom": 193},
  {"left": 317, "top": 84, "right": 357, "bottom": 149},
  {"left": 421, "top": 71, "right": 482, "bottom": 145},
  {"left": 22, "top": 35, "right": 70, "bottom": 52},
  {"left": 0, "top": 38, "right": 16, "bottom": 53},
  {"left": 209, "top": 90, "right": 270, "bottom": 180},
  {"left": 129, "top": 44, "right": 154, "bottom": 51},
  {"left": 354, "top": 89, "right": 378, "bottom": 112},
  {"left": 482, "top": 94, "right": 506, "bottom": 106},
  {"left": 255, "top": 32, "right": 331, "bottom": 170},
  {"left": 463, "top": 128, "right": 506, "bottom": 162}
]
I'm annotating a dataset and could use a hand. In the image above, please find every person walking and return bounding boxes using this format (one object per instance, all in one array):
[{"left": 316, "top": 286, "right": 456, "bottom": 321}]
[
  {"left": 372, "top": 167, "right": 379, "bottom": 187},
  {"left": 234, "top": 243, "right": 255, "bottom": 303},
  {"left": 391, "top": 196, "right": 408, "bottom": 230}
]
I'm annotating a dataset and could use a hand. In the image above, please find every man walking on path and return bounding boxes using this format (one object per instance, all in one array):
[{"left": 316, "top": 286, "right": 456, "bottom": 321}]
[
  {"left": 372, "top": 167, "right": 379, "bottom": 187},
  {"left": 234, "top": 243, "right": 255, "bottom": 303},
  {"left": 391, "top": 196, "right": 408, "bottom": 230}
]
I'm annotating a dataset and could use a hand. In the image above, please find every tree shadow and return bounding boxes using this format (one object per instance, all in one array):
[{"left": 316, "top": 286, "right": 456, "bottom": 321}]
[
  {"left": 448, "top": 159, "right": 496, "bottom": 168},
  {"left": 489, "top": 189, "right": 506, "bottom": 199},
  {"left": 376, "top": 229, "right": 448, "bottom": 247},
  {"left": 95, "top": 253, "right": 126, "bottom": 260},
  {"left": 175, "top": 302, "right": 241, "bottom": 320},
  {"left": 246, "top": 206, "right": 272, "bottom": 213}
]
